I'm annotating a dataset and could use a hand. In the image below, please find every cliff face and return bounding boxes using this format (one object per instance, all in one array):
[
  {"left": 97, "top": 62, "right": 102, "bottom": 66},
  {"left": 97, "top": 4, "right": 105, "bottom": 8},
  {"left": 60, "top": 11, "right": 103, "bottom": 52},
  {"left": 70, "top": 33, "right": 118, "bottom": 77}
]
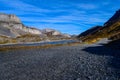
[
  {"left": 0, "top": 13, "right": 42, "bottom": 37},
  {"left": 0, "top": 13, "right": 71, "bottom": 44},
  {"left": 78, "top": 9, "right": 120, "bottom": 43},
  {"left": 0, "top": 13, "right": 21, "bottom": 23}
]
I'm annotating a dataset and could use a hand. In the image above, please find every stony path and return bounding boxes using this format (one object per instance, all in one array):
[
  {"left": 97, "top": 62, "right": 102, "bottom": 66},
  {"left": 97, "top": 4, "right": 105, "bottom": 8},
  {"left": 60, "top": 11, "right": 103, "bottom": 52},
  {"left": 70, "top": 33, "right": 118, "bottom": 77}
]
[{"left": 0, "top": 44, "right": 120, "bottom": 80}]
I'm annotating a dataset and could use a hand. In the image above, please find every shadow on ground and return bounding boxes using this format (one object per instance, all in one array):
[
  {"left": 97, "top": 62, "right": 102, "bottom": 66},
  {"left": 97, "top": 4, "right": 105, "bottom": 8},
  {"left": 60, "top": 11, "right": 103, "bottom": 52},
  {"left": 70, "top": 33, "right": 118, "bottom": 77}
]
[{"left": 82, "top": 45, "right": 120, "bottom": 78}]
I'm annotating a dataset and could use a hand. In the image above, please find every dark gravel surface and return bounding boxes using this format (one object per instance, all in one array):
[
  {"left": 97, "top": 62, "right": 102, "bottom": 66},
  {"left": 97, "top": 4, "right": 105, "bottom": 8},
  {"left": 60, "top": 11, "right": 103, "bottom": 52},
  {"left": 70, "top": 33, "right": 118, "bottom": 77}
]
[{"left": 0, "top": 44, "right": 120, "bottom": 80}]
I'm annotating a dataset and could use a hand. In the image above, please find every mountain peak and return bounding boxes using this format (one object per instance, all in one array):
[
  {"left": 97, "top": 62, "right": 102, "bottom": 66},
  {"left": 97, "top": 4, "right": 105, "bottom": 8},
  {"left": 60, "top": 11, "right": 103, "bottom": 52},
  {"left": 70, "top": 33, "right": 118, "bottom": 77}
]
[
  {"left": 116, "top": 9, "right": 120, "bottom": 13},
  {"left": 104, "top": 9, "right": 120, "bottom": 26},
  {"left": 78, "top": 9, "right": 120, "bottom": 43},
  {"left": 0, "top": 13, "right": 21, "bottom": 23}
]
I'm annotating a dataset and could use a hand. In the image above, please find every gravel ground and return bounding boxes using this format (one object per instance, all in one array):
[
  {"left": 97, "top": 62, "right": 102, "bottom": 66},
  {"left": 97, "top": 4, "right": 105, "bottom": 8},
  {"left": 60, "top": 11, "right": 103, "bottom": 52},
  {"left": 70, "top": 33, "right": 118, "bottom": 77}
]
[{"left": 0, "top": 44, "right": 120, "bottom": 80}]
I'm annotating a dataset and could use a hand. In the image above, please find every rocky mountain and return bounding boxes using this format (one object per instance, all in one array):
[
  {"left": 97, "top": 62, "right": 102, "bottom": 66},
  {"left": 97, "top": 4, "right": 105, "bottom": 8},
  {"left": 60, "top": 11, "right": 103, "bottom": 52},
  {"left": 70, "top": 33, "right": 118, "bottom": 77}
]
[
  {"left": 0, "top": 13, "right": 42, "bottom": 37},
  {"left": 0, "top": 13, "right": 21, "bottom": 23},
  {"left": 0, "top": 13, "right": 71, "bottom": 44},
  {"left": 78, "top": 9, "right": 120, "bottom": 43},
  {"left": 41, "top": 29, "right": 71, "bottom": 38},
  {"left": 42, "top": 29, "right": 61, "bottom": 36}
]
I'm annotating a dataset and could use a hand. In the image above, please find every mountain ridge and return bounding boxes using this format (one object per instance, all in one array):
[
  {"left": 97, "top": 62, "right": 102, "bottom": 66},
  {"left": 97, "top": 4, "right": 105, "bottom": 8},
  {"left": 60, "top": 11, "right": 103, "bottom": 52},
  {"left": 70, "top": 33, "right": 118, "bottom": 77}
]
[
  {"left": 78, "top": 9, "right": 120, "bottom": 43},
  {"left": 0, "top": 13, "right": 71, "bottom": 44}
]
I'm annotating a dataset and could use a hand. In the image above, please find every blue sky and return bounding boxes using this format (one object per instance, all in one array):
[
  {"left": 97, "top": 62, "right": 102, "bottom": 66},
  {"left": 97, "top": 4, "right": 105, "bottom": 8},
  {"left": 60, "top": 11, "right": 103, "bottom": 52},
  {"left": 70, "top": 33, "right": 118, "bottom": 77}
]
[{"left": 0, "top": 0, "right": 120, "bottom": 34}]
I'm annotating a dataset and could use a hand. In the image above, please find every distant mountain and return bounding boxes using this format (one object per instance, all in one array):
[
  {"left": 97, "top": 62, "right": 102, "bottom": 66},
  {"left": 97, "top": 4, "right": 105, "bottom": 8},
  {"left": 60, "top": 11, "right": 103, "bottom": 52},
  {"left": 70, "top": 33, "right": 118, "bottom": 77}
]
[
  {"left": 0, "top": 13, "right": 42, "bottom": 37},
  {"left": 78, "top": 9, "right": 120, "bottom": 43},
  {"left": 0, "top": 13, "right": 71, "bottom": 44}
]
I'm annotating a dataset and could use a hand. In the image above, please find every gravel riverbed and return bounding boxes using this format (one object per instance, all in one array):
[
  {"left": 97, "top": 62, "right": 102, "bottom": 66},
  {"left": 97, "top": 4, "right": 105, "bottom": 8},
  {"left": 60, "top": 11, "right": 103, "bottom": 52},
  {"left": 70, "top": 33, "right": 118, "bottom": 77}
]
[{"left": 0, "top": 44, "right": 120, "bottom": 80}]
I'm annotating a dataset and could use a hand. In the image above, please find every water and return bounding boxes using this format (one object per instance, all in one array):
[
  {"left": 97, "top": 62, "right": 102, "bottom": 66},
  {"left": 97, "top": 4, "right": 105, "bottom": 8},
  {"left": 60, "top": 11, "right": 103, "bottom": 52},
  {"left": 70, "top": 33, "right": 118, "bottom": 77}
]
[{"left": 0, "top": 40, "right": 78, "bottom": 47}]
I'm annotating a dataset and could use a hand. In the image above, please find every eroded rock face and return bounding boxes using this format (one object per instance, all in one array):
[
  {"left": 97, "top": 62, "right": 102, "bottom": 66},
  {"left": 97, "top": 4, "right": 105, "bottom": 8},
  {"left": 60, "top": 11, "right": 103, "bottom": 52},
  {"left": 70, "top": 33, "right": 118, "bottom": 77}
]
[
  {"left": 0, "top": 13, "right": 42, "bottom": 37},
  {"left": 42, "top": 29, "right": 54, "bottom": 33},
  {"left": 42, "top": 29, "right": 61, "bottom": 36},
  {"left": 23, "top": 27, "right": 42, "bottom": 34},
  {"left": 0, "top": 13, "right": 21, "bottom": 23},
  {"left": 52, "top": 31, "right": 61, "bottom": 36},
  {"left": 0, "top": 13, "right": 70, "bottom": 39}
]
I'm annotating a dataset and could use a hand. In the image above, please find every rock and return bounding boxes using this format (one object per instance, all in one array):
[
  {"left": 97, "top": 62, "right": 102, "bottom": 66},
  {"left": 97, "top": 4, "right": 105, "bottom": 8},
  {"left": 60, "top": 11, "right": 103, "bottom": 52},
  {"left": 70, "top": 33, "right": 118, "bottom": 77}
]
[
  {"left": 0, "top": 13, "right": 21, "bottom": 23},
  {"left": 0, "top": 12, "right": 71, "bottom": 40},
  {"left": 0, "top": 13, "right": 42, "bottom": 37},
  {"left": 52, "top": 31, "right": 61, "bottom": 36},
  {"left": 62, "top": 34, "right": 71, "bottom": 38},
  {"left": 42, "top": 28, "right": 54, "bottom": 33},
  {"left": 42, "top": 28, "right": 61, "bottom": 36}
]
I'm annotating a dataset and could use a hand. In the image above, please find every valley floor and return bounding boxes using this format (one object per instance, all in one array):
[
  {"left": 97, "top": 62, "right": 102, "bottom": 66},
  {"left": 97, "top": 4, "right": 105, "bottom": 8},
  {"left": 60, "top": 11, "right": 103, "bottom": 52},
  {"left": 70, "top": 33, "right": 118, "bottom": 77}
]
[{"left": 0, "top": 43, "right": 120, "bottom": 80}]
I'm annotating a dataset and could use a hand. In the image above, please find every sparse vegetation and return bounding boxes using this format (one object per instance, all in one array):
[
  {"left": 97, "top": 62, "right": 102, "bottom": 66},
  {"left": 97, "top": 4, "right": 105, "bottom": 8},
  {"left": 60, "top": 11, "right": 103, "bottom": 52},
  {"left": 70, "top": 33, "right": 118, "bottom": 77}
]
[
  {"left": 78, "top": 12, "right": 120, "bottom": 43},
  {"left": 16, "top": 34, "right": 43, "bottom": 43},
  {"left": 0, "top": 42, "right": 80, "bottom": 51},
  {"left": 78, "top": 10, "right": 120, "bottom": 43},
  {"left": 0, "top": 33, "right": 72, "bottom": 44}
]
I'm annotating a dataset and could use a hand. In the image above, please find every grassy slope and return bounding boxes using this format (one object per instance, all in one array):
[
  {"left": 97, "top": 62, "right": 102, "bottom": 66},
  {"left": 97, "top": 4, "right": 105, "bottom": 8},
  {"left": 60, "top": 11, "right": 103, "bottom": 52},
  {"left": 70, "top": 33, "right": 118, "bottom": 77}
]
[{"left": 80, "top": 21, "right": 120, "bottom": 43}]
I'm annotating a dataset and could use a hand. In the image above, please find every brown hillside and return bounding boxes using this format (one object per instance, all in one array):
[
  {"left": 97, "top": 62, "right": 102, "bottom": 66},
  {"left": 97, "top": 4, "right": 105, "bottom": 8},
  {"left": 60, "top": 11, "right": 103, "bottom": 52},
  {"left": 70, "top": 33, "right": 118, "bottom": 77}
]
[{"left": 78, "top": 9, "right": 120, "bottom": 43}]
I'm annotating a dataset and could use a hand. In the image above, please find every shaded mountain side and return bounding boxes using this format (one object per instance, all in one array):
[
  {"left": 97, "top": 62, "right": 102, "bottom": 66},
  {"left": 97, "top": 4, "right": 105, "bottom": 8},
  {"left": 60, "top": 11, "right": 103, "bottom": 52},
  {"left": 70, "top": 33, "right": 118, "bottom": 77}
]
[
  {"left": 104, "top": 9, "right": 120, "bottom": 27},
  {"left": 81, "top": 21, "right": 120, "bottom": 43},
  {"left": 109, "top": 32, "right": 120, "bottom": 40},
  {"left": 78, "top": 9, "right": 120, "bottom": 43},
  {"left": 106, "top": 39, "right": 120, "bottom": 49},
  {"left": 78, "top": 26, "right": 102, "bottom": 38}
]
